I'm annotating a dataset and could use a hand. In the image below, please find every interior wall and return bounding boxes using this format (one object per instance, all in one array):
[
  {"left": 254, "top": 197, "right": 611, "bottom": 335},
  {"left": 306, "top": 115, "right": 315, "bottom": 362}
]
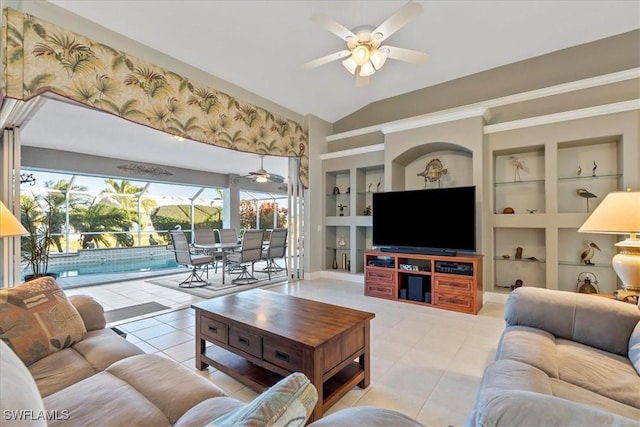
[
  {"left": 334, "top": 29, "right": 640, "bottom": 132},
  {"left": 384, "top": 115, "right": 486, "bottom": 264}
]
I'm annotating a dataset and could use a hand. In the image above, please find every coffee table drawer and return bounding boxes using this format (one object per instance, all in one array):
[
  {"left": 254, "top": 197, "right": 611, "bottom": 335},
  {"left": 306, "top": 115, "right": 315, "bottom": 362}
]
[
  {"left": 229, "top": 325, "right": 262, "bottom": 358},
  {"left": 263, "top": 338, "right": 303, "bottom": 372},
  {"left": 200, "top": 316, "right": 227, "bottom": 344}
]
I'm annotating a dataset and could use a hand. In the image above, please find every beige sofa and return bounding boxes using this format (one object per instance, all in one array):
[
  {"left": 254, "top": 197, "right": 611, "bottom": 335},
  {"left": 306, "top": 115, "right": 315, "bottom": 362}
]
[
  {"left": 1, "top": 277, "right": 423, "bottom": 426},
  {"left": 466, "top": 287, "right": 640, "bottom": 427}
]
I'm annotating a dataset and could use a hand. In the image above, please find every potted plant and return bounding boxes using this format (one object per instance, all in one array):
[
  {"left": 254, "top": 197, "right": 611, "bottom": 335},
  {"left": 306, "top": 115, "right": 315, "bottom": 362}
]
[{"left": 20, "top": 193, "right": 56, "bottom": 280}]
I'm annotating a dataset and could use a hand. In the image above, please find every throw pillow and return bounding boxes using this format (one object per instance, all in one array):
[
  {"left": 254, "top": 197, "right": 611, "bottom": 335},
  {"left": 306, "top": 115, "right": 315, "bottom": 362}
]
[
  {"left": 208, "top": 372, "right": 318, "bottom": 427},
  {"left": 0, "top": 276, "right": 86, "bottom": 366},
  {"left": 629, "top": 321, "right": 640, "bottom": 375}
]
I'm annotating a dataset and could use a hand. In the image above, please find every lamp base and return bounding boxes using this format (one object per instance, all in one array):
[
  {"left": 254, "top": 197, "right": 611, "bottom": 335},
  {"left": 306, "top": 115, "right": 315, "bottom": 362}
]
[{"left": 612, "top": 237, "right": 640, "bottom": 301}]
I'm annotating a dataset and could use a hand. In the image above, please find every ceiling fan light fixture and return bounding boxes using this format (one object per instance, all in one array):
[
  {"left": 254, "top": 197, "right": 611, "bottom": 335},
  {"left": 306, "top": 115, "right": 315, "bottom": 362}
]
[
  {"left": 342, "top": 56, "right": 358, "bottom": 74},
  {"left": 359, "top": 61, "right": 376, "bottom": 77},
  {"left": 255, "top": 176, "right": 268, "bottom": 183},
  {"left": 352, "top": 44, "right": 370, "bottom": 66},
  {"left": 370, "top": 48, "right": 388, "bottom": 70}
]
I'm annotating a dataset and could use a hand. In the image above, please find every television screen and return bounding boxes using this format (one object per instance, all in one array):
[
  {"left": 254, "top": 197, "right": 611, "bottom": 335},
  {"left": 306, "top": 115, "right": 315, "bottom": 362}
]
[{"left": 372, "top": 186, "right": 476, "bottom": 255}]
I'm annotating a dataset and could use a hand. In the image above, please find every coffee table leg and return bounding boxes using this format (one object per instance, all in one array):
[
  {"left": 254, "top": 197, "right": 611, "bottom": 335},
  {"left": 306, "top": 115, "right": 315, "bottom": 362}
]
[
  {"left": 358, "top": 321, "right": 371, "bottom": 388},
  {"left": 195, "top": 313, "right": 208, "bottom": 370}
]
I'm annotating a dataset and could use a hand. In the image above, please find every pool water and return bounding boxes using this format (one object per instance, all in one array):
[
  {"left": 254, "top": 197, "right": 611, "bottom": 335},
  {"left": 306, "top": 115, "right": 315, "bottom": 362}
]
[{"left": 47, "top": 258, "right": 179, "bottom": 278}]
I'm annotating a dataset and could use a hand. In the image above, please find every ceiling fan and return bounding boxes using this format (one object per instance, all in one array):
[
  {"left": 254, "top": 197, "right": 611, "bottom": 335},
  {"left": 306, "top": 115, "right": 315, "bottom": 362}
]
[
  {"left": 303, "top": 0, "right": 431, "bottom": 87},
  {"left": 244, "top": 155, "right": 285, "bottom": 184}
]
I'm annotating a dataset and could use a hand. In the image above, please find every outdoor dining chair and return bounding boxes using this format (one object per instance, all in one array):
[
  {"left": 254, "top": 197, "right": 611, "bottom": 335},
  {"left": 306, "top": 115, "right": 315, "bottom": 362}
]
[
  {"left": 224, "top": 229, "right": 265, "bottom": 284},
  {"left": 261, "top": 228, "right": 288, "bottom": 280},
  {"left": 193, "top": 228, "right": 223, "bottom": 273},
  {"left": 169, "top": 230, "right": 213, "bottom": 288}
]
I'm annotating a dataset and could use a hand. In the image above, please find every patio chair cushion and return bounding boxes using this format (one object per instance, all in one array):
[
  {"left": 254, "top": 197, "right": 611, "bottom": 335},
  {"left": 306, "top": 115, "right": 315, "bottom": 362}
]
[{"left": 0, "top": 276, "right": 86, "bottom": 366}]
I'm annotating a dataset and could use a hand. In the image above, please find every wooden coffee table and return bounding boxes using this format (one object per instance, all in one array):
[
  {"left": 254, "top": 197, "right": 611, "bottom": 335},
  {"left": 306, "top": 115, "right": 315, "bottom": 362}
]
[{"left": 192, "top": 289, "right": 375, "bottom": 421}]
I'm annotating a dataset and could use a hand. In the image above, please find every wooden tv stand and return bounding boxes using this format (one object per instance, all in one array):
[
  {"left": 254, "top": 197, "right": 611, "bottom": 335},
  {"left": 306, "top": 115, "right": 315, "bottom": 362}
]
[{"left": 364, "top": 250, "right": 483, "bottom": 315}]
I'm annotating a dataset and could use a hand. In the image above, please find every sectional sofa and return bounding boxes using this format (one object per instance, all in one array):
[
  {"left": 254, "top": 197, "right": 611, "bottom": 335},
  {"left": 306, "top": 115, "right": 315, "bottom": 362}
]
[
  {"left": 467, "top": 287, "right": 640, "bottom": 426},
  {"left": 0, "top": 276, "right": 423, "bottom": 426}
]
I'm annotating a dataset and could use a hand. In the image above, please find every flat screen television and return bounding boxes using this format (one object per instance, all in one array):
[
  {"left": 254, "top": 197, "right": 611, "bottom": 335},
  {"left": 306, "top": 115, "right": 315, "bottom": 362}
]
[{"left": 372, "top": 186, "right": 476, "bottom": 256}]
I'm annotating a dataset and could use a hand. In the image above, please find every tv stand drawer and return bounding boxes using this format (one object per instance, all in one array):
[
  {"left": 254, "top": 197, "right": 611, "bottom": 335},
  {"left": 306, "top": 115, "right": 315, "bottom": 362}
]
[
  {"left": 365, "top": 281, "right": 395, "bottom": 299},
  {"left": 434, "top": 292, "right": 474, "bottom": 312},
  {"left": 365, "top": 268, "right": 395, "bottom": 284},
  {"left": 434, "top": 277, "right": 473, "bottom": 293}
]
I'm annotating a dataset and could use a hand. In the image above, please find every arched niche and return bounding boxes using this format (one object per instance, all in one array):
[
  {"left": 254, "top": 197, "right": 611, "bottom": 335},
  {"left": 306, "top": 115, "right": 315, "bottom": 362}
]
[{"left": 390, "top": 142, "right": 473, "bottom": 191}]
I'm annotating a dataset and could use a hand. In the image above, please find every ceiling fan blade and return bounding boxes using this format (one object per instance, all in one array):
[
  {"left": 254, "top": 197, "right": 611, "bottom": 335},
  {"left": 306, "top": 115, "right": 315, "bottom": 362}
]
[
  {"left": 384, "top": 45, "right": 431, "bottom": 64},
  {"left": 268, "top": 174, "right": 285, "bottom": 184},
  {"left": 311, "top": 14, "right": 356, "bottom": 41},
  {"left": 372, "top": 0, "right": 423, "bottom": 42},
  {"left": 303, "top": 50, "right": 351, "bottom": 70},
  {"left": 356, "top": 74, "right": 370, "bottom": 87}
]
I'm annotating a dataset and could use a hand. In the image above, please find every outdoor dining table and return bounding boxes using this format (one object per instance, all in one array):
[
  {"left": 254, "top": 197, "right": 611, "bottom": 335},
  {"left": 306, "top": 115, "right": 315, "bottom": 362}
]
[{"left": 193, "top": 242, "right": 242, "bottom": 285}]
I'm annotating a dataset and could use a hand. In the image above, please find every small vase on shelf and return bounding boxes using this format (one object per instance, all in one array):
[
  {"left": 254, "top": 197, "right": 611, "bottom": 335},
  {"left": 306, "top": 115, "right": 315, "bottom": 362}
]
[{"left": 332, "top": 249, "right": 338, "bottom": 269}]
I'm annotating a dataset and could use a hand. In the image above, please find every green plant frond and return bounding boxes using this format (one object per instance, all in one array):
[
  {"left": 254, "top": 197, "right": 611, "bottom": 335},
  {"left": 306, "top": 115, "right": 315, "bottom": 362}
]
[
  {"left": 7, "top": 24, "right": 24, "bottom": 44},
  {"left": 26, "top": 20, "right": 47, "bottom": 39},
  {"left": 123, "top": 57, "right": 135, "bottom": 71},
  {"left": 94, "top": 74, "right": 119, "bottom": 98},
  {"left": 117, "top": 99, "right": 140, "bottom": 116},
  {"left": 96, "top": 98, "right": 119, "bottom": 115},
  {"left": 70, "top": 82, "right": 97, "bottom": 102},
  {"left": 227, "top": 98, "right": 240, "bottom": 111},
  {"left": 147, "top": 81, "right": 170, "bottom": 98},
  {"left": 123, "top": 74, "right": 141, "bottom": 86},
  {"left": 24, "top": 73, "right": 54, "bottom": 95},
  {"left": 183, "top": 116, "right": 202, "bottom": 133},
  {"left": 96, "top": 42, "right": 120, "bottom": 56},
  {"left": 68, "top": 56, "right": 100, "bottom": 76},
  {"left": 32, "top": 42, "right": 56, "bottom": 57},
  {"left": 133, "top": 65, "right": 167, "bottom": 83},
  {"left": 147, "top": 106, "right": 169, "bottom": 125},
  {"left": 166, "top": 97, "right": 181, "bottom": 115}
]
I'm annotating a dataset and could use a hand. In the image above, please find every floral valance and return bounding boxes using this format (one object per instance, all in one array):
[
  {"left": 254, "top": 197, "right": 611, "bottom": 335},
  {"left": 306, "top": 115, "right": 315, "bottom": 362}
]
[{"left": 1, "top": 8, "right": 308, "bottom": 187}]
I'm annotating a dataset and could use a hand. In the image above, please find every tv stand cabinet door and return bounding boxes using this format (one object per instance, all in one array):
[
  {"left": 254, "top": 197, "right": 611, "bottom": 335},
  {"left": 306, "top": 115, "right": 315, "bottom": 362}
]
[
  {"left": 364, "top": 268, "right": 396, "bottom": 299},
  {"left": 433, "top": 277, "right": 476, "bottom": 314}
]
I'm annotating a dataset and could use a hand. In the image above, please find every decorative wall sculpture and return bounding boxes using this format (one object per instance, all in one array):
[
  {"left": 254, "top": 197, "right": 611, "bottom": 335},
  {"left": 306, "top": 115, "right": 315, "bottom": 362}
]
[{"left": 1, "top": 8, "right": 309, "bottom": 187}]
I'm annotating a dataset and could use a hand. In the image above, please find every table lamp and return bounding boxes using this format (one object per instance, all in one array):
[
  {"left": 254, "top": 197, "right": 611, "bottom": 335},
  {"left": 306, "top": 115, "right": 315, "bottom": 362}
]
[
  {"left": 0, "top": 200, "right": 27, "bottom": 237},
  {"left": 578, "top": 189, "right": 640, "bottom": 301}
]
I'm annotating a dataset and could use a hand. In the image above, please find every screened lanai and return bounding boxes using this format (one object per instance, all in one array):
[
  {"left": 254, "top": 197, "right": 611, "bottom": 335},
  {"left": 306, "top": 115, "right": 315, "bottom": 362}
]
[{"left": 19, "top": 168, "right": 288, "bottom": 282}]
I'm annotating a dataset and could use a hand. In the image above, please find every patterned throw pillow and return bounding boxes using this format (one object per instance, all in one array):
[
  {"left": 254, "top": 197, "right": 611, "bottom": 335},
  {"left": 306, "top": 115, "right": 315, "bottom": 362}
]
[
  {"left": 0, "top": 276, "right": 86, "bottom": 366},
  {"left": 208, "top": 372, "right": 318, "bottom": 427}
]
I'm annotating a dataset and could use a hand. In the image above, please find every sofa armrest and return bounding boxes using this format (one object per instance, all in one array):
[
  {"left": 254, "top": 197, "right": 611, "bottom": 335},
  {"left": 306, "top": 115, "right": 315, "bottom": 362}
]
[
  {"left": 467, "top": 389, "right": 640, "bottom": 427},
  {"left": 68, "top": 295, "right": 106, "bottom": 331},
  {"left": 505, "top": 287, "right": 640, "bottom": 356},
  {"left": 308, "top": 407, "right": 424, "bottom": 427}
]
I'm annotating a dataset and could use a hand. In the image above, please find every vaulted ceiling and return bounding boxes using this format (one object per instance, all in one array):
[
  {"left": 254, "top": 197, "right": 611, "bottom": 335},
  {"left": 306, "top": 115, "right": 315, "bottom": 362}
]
[{"left": 17, "top": 1, "right": 640, "bottom": 179}]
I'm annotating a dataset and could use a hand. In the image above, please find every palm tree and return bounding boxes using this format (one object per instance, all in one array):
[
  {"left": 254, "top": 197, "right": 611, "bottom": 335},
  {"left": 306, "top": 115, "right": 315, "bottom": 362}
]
[
  {"left": 101, "top": 179, "right": 144, "bottom": 246},
  {"left": 68, "top": 198, "right": 128, "bottom": 249},
  {"left": 42, "top": 179, "right": 89, "bottom": 252}
]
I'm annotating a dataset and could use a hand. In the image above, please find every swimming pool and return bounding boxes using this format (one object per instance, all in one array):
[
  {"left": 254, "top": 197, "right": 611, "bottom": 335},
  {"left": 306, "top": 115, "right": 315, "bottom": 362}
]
[{"left": 46, "top": 258, "right": 179, "bottom": 278}]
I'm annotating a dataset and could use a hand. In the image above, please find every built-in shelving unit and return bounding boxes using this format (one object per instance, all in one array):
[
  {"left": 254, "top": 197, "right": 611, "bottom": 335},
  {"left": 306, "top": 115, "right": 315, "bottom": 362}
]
[
  {"left": 322, "top": 145, "right": 384, "bottom": 276},
  {"left": 488, "top": 130, "right": 628, "bottom": 295}
]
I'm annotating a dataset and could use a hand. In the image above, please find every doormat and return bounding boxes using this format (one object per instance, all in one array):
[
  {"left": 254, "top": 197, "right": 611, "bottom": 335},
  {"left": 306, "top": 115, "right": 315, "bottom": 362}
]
[{"left": 105, "top": 301, "right": 171, "bottom": 323}]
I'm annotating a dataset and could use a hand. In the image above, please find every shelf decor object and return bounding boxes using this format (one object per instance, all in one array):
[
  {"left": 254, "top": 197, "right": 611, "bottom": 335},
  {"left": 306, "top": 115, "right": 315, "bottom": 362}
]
[
  {"left": 0, "top": 201, "right": 28, "bottom": 237},
  {"left": 578, "top": 189, "right": 640, "bottom": 301},
  {"left": 417, "top": 158, "right": 447, "bottom": 188}
]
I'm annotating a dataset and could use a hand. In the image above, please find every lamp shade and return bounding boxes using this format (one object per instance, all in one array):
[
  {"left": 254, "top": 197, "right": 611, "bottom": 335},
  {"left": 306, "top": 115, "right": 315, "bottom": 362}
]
[
  {"left": 578, "top": 190, "right": 640, "bottom": 235},
  {"left": 0, "top": 201, "right": 27, "bottom": 237}
]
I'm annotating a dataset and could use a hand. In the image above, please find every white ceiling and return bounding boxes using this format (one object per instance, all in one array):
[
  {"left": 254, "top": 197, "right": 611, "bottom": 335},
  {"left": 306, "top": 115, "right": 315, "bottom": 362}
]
[{"left": 19, "top": 0, "right": 640, "bottom": 180}]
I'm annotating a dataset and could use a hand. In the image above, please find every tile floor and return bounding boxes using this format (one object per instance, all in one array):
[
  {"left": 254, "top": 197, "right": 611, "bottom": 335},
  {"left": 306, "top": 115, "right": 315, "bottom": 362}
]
[{"left": 64, "top": 276, "right": 506, "bottom": 426}]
